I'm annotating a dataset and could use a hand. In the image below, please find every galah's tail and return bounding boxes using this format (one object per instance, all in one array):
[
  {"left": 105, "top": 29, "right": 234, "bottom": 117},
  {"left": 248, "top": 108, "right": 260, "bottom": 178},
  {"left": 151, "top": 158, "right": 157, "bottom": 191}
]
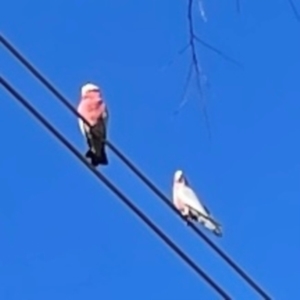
[{"left": 85, "top": 118, "right": 108, "bottom": 166}]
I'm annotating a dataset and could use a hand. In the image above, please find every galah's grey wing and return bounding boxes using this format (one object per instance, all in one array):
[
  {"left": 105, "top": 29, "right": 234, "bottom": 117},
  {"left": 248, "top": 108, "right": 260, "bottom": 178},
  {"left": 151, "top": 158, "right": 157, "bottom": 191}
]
[
  {"left": 88, "top": 119, "right": 108, "bottom": 166},
  {"left": 178, "top": 185, "right": 210, "bottom": 217}
]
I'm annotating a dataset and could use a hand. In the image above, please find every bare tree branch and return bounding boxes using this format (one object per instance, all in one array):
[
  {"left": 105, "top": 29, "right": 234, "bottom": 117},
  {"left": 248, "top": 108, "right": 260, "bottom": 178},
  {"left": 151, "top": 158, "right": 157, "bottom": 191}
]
[
  {"left": 170, "top": 0, "right": 241, "bottom": 140},
  {"left": 168, "top": 0, "right": 242, "bottom": 138},
  {"left": 168, "top": 0, "right": 298, "bottom": 141},
  {"left": 194, "top": 35, "right": 243, "bottom": 68},
  {"left": 173, "top": 61, "right": 194, "bottom": 116},
  {"left": 187, "top": 0, "right": 212, "bottom": 139}
]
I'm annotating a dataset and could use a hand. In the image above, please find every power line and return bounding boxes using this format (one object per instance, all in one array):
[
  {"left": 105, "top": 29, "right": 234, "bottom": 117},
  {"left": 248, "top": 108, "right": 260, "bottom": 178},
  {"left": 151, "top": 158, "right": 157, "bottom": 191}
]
[
  {"left": 0, "top": 34, "right": 271, "bottom": 300},
  {"left": 0, "top": 76, "right": 231, "bottom": 300}
]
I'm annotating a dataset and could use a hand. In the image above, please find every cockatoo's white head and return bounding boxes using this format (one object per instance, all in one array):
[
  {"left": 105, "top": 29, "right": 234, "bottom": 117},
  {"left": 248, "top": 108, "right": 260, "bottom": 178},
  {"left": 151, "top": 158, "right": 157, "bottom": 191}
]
[
  {"left": 81, "top": 83, "right": 100, "bottom": 96},
  {"left": 174, "top": 170, "right": 185, "bottom": 183}
]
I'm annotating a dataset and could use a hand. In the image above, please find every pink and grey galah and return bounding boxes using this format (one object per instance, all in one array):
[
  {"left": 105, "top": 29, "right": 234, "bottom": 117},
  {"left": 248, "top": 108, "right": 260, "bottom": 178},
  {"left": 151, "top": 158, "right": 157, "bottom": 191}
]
[
  {"left": 77, "top": 83, "right": 109, "bottom": 167},
  {"left": 172, "top": 170, "right": 222, "bottom": 236}
]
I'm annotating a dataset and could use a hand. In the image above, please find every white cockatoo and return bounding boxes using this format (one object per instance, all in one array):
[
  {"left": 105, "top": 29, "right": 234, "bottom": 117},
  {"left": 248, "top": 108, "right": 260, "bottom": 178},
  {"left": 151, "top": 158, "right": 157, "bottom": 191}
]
[{"left": 172, "top": 170, "right": 222, "bottom": 236}]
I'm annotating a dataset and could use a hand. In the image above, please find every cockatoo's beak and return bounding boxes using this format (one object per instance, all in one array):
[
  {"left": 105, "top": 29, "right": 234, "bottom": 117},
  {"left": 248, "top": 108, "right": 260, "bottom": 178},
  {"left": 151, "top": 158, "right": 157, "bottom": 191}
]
[
  {"left": 174, "top": 170, "right": 186, "bottom": 183},
  {"left": 177, "top": 173, "right": 186, "bottom": 184}
]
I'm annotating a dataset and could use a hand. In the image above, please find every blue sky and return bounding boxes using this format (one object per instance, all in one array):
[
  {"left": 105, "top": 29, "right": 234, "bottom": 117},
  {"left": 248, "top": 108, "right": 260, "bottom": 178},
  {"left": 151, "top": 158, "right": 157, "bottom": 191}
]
[{"left": 0, "top": 1, "right": 299, "bottom": 299}]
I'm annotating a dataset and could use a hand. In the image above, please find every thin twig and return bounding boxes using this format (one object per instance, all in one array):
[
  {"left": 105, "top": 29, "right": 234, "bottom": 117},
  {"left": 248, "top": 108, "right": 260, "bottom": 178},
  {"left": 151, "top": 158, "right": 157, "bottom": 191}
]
[
  {"left": 168, "top": 0, "right": 241, "bottom": 140},
  {"left": 173, "top": 61, "right": 194, "bottom": 116},
  {"left": 161, "top": 43, "right": 190, "bottom": 72},
  {"left": 194, "top": 35, "right": 243, "bottom": 68},
  {"left": 187, "top": 0, "right": 212, "bottom": 139}
]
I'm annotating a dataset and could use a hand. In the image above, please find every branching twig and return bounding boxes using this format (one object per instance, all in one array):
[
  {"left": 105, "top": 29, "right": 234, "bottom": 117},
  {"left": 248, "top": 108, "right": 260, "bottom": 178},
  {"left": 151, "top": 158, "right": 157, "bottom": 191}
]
[
  {"left": 173, "top": 61, "right": 193, "bottom": 116},
  {"left": 169, "top": 0, "right": 242, "bottom": 140},
  {"left": 187, "top": 0, "right": 212, "bottom": 139},
  {"left": 194, "top": 35, "right": 243, "bottom": 68}
]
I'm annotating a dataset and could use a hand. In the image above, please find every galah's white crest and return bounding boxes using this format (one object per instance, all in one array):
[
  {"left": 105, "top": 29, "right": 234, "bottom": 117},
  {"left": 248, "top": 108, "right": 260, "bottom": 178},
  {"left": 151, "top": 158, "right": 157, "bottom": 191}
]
[
  {"left": 172, "top": 170, "right": 222, "bottom": 236},
  {"left": 77, "top": 82, "right": 109, "bottom": 166}
]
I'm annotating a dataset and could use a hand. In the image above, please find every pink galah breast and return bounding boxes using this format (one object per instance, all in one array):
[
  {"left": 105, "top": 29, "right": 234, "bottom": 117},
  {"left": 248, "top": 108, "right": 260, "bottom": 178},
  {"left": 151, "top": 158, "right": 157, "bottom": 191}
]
[{"left": 77, "top": 90, "right": 106, "bottom": 126}]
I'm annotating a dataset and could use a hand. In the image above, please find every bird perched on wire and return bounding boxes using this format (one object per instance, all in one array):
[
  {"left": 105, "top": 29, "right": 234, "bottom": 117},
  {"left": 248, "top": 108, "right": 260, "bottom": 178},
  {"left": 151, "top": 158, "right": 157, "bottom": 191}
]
[
  {"left": 77, "top": 83, "right": 109, "bottom": 167},
  {"left": 172, "top": 170, "right": 222, "bottom": 237}
]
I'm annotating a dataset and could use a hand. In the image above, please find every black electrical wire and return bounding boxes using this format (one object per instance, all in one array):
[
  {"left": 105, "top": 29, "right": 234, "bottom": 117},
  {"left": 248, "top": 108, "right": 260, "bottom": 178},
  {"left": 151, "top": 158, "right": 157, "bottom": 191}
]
[
  {"left": 0, "top": 34, "right": 271, "bottom": 300},
  {"left": 0, "top": 76, "right": 231, "bottom": 300}
]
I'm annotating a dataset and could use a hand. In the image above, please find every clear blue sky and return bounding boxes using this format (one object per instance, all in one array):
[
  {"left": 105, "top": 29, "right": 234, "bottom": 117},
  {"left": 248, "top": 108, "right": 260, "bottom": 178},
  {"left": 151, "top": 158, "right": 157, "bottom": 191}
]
[{"left": 0, "top": 1, "right": 299, "bottom": 299}]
